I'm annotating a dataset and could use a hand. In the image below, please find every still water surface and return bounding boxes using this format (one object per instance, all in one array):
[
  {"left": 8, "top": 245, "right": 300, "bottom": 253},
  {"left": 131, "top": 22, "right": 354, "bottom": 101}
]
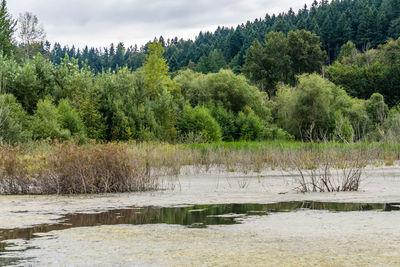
[{"left": 1, "top": 201, "right": 399, "bottom": 266}]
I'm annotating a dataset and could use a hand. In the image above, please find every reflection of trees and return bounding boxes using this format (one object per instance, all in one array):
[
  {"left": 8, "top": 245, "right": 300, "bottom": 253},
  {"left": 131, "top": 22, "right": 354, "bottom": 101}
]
[{"left": 0, "top": 201, "right": 397, "bottom": 244}]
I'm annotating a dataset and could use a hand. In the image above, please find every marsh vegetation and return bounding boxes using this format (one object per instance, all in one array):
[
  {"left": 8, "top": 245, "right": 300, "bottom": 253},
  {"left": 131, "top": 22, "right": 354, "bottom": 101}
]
[{"left": 0, "top": 141, "right": 398, "bottom": 194}]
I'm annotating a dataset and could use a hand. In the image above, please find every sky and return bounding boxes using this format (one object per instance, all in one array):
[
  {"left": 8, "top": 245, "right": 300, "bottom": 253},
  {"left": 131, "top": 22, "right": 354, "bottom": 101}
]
[{"left": 8, "top": 0, "right": 310, "bottom": 49}]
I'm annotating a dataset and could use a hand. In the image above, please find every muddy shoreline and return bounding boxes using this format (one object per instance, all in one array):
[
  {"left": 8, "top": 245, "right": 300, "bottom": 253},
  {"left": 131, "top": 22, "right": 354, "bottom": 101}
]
[
  {"left": 0, "top": 165, "right": 399, "bottom": 229},
  {"left": 1, "top": 165, "right": 400, "bottom": 266}
]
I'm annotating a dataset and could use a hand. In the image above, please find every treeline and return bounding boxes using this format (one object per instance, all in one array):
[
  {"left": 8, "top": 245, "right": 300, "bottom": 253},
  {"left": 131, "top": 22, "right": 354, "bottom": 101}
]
[
  {"left": 40, "top": 0, "right": 400, "bottom": 74},
  {"left": 0, "top": 0, "right": 399, "bottom": 144},
  {"left": 1, "top": 41, "right": 399, "bottom": 144},
  {"left": 243, "top": 31, "right": 400, "bottom": 107}
]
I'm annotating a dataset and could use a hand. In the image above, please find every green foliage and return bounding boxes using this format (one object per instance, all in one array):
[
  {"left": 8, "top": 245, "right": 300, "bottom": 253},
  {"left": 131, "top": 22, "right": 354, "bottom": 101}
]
[
  {"left": 236, "top": 109, "right": 266, "bottom": 141},
  {"left": 178, "top": 105, "right": 222, "bottom": 142},
  {"left": 333, "top": 111, "right": 354, "bottom": 143},
  {"left": 151, "top": 88, "right": 179, "bottom": 141},
  {"left": 243, "top": 30, "right": 326, "bottom": 95},
  {"left": 208, "top": 103, "right": 237, "bottom": 141},
  {"left": 175, "top": 69, "right": 271, "bottom": 121},
  {"left": 337, "top": 41, "right": 358, "bottom": 62},
  {"left": 366, "top": 93, "right": 389, "bottom": 125},
  {"left": 74, "top": 91, "right": 105, "bottom": 140},
  {"left": 287, "top": 30, "right": 327, "bottom": 74},
  {"left": 0, "top": 15, "right": 395, "bottom": 145},
  {"left": 29, "top": 97, "right": 86, "bottom": 141},
  {"left": 327, "top": 38, "right": 400, "bottom": 107},
  {"left": 196, "top": 49, "right": 227, "bottom": 74},
  {"left": 382, "top": 105, "right": 400, "bottom": 142},
  {"left": 0, "top": 0, "right": 16, "bottom": 57},
  {"left": 57, "top": 99, "right": 87, "bottom": 140},
  {"left": 291, "top": 74, "right": 335, "bottom": 140},
  {"left": 143, "top": 42, "right": 178, "bottom": 98},
  {"left": 9, "top": 55, "right": 55, "bottom": 114},
  {"left": 30, "top": 97, "right": 70, "bottom": 140},
  {"left": 0, "top": 94, "right": 31, "bottom": 143},
  {"left": 275, "top": 74, "right": 364, "bottom": 142},
  {"left": 243, "top": 33, "right": 291, "bottom": 95}
]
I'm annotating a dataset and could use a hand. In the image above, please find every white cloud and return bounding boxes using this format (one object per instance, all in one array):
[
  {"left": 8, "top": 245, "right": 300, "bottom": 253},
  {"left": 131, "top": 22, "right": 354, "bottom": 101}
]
[{"left": 7, "top": 0, "right": 311, "bottom": 48}]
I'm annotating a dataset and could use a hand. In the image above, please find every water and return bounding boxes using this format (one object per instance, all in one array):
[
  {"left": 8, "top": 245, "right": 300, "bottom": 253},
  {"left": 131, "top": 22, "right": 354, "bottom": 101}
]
[{"left": 1, "top": 201, "right": 399, "bottom": 266}]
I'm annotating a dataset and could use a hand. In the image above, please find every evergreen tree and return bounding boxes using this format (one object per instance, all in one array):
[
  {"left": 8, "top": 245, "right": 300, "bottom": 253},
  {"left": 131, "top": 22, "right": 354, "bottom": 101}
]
[{"left": 0, "top": 0, "right": 15, "bottom": 57}]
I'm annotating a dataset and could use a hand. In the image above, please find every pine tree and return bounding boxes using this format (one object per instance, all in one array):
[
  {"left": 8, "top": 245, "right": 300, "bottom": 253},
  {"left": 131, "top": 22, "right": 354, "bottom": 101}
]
[{"left": 0, "top": 0, "right": 16, "bottom": 57}]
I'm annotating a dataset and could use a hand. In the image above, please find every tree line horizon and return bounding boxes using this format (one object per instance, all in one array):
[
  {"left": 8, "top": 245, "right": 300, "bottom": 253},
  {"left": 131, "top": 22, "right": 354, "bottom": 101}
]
[{"left": 0, "top": 0, "right": 399, "bottom": 144}]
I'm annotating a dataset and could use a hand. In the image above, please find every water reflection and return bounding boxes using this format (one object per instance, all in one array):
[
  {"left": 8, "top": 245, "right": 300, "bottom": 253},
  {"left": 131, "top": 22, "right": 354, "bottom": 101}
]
[
  {"left": 0, "top": 201, "right": 399, "bottom": 265},
  {"left": 1, "top": 201, "right": 399, "bottom": 242}
]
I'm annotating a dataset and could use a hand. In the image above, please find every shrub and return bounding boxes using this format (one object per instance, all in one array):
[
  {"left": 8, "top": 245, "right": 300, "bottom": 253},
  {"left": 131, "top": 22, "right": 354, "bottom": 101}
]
[
  {"left": 30, "top": 97, "right": 70, "bottom": 140},
  {"left": 382, "top": 105, "right": 400, "bottom": 143},
  {"left": 208, "top": 103, "right": 237, "bottom": 141},
  {"left": 0, "top": 94, "right": 32, "bottom": 143},
  {"left": 175, "top": 69, "right": 271, "bottom": 121},
  {"left": 366, "top": 93, "right": 389, "bottom": 125},
  {"left": 57, "top": 99, "right": 87, "bottom": 141},
  {"left": 236, "top": 108, "right": 266, "bottom": 141},
  {"left": 333, "top": 111, "right": 354, "bottom": 143},
  {"left": 275, "top": 74, "right": 362, "bottom": 142},
  {"left": 178, "top": 105, "right": 222, "bottom": 142},
  {"left": 264, "top": 126, "right": 294, "bottom": 141}
]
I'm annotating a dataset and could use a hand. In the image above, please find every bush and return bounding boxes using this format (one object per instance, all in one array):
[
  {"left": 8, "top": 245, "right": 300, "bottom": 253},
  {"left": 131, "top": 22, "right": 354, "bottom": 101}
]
[
  {"left": 30, "top": 97, "right": 70, "bottom": 140},
  {"left": 236, "top": 108, "right": 266, "bottom": 141},
  {"left": 58, "top": 99, "right": 87, "bottom": 141},
  {"left": 175, "top": 69, "right": 271, "bottom": 121},
  {"left": 178, "top": 105, "right": 222, "bottom": 142},
  {"left": 382, "top": 105, "right": 400, "bottom": 143},
  {"left": 366, "top": 93, "right": 388, "bottom": 125},
  {"left": 208, "top": 103, "right": 237, "bottom": 141},
  {"left": 333, "top": 111, "right": 354, "bottom": 143},
  {"left": 264, "top": 126, "right": 294, "bottom": 141},
  {"left": 0, "top": 94, "right": 32, "bottom": 143},
  {"left": 10, "top": 55, "right": 55, "bottom": 114},
  {"left": 275, "top": 74, "right": 361, "bottom": 142}
]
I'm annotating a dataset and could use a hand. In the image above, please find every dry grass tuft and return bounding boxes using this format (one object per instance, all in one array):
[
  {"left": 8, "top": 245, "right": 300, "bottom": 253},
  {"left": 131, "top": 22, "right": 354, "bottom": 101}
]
[{"left": 0, "top": 142, "right": 157, "bottom": 194}]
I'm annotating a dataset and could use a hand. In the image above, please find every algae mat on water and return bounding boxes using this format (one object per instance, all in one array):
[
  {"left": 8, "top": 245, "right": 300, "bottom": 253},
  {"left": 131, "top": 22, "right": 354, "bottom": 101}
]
[{"left": 1, "top": 201, "right": 400, "bottom": 266}]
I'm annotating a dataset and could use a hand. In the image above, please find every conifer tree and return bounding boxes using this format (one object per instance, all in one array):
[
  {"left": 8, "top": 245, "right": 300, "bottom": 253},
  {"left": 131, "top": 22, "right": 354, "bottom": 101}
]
[{"left": 0, "top": 0, "right": 15, "bottom": 57}]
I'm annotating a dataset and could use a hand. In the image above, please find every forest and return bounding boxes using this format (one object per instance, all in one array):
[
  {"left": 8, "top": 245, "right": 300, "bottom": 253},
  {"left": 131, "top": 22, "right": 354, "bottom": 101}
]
[{"left": 0, "top": 0, "right": 399, "bottom": 144}]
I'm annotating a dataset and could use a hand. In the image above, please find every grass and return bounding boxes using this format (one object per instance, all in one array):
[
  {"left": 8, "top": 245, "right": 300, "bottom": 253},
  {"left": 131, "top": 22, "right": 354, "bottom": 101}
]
[
  {"left": 186, "top": 140, "right": 400, "bottom": 153},
  {"left": 0, "top": 140, "right": 398, "bottom": 194}
]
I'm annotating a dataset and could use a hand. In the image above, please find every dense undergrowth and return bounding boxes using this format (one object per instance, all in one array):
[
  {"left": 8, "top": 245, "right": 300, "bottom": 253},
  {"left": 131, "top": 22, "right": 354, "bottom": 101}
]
[{"left": 0, "top": 141, "right": 398, "bottom": 194}]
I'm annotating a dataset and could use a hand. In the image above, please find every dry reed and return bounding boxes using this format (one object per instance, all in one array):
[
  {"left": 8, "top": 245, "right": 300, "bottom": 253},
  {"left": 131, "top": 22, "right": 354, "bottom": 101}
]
[{"left": 0, "top": 141, "right": 398, "bottom": 194}]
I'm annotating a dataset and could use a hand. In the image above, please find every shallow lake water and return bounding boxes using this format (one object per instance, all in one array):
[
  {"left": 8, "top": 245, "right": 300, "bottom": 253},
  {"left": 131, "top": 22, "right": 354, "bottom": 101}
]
[{"left": 1, "top": 166, "right": 400, "bottom": 266}]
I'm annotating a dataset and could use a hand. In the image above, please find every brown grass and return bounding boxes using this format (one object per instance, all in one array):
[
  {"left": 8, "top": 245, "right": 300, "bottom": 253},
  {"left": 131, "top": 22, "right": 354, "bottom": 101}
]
[
  {"left": 0, "top": 141, "right": 398, "bottom": 194},
  {"left": 0, "top": 142, "right": 157, "bottom": 194}
]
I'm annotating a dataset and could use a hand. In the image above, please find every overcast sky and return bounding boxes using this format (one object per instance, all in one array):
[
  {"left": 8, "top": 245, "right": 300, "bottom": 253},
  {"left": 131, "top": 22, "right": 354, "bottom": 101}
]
[{"left": 8, "top": 0, "right": 310, "bottom": 49}]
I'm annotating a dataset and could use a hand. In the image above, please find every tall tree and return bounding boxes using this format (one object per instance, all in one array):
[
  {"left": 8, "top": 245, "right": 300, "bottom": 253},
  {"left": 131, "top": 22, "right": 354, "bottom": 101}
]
[
  {"left": 243, "top": 32, "right": 291, "bottom": 96},
  {"left": 110, "top": 42, "right": 125, "bottom": 70},
  {"left": 18, "top": 12, "right": 46, "bottom": 58},
  {"left": 287, "top": 29, "right": 327, "bottom": 74},
  {"left": 143, "top": 41, "right": 177, "bottom": 99},
  {"left": 0, "top": 0, "right": 16, "bottom": 57}
]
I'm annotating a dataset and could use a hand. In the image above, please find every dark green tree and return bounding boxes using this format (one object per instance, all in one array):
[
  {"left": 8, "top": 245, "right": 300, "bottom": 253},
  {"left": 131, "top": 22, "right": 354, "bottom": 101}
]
[
  {"left": 243, "top": 32, "right": 291, "bottom": 96},
  {"left": 0, "top": 0, "right": 15, "bottom": 57},
  {"left": 287, "top": 29, "right": 327, "bottom": 74}
]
